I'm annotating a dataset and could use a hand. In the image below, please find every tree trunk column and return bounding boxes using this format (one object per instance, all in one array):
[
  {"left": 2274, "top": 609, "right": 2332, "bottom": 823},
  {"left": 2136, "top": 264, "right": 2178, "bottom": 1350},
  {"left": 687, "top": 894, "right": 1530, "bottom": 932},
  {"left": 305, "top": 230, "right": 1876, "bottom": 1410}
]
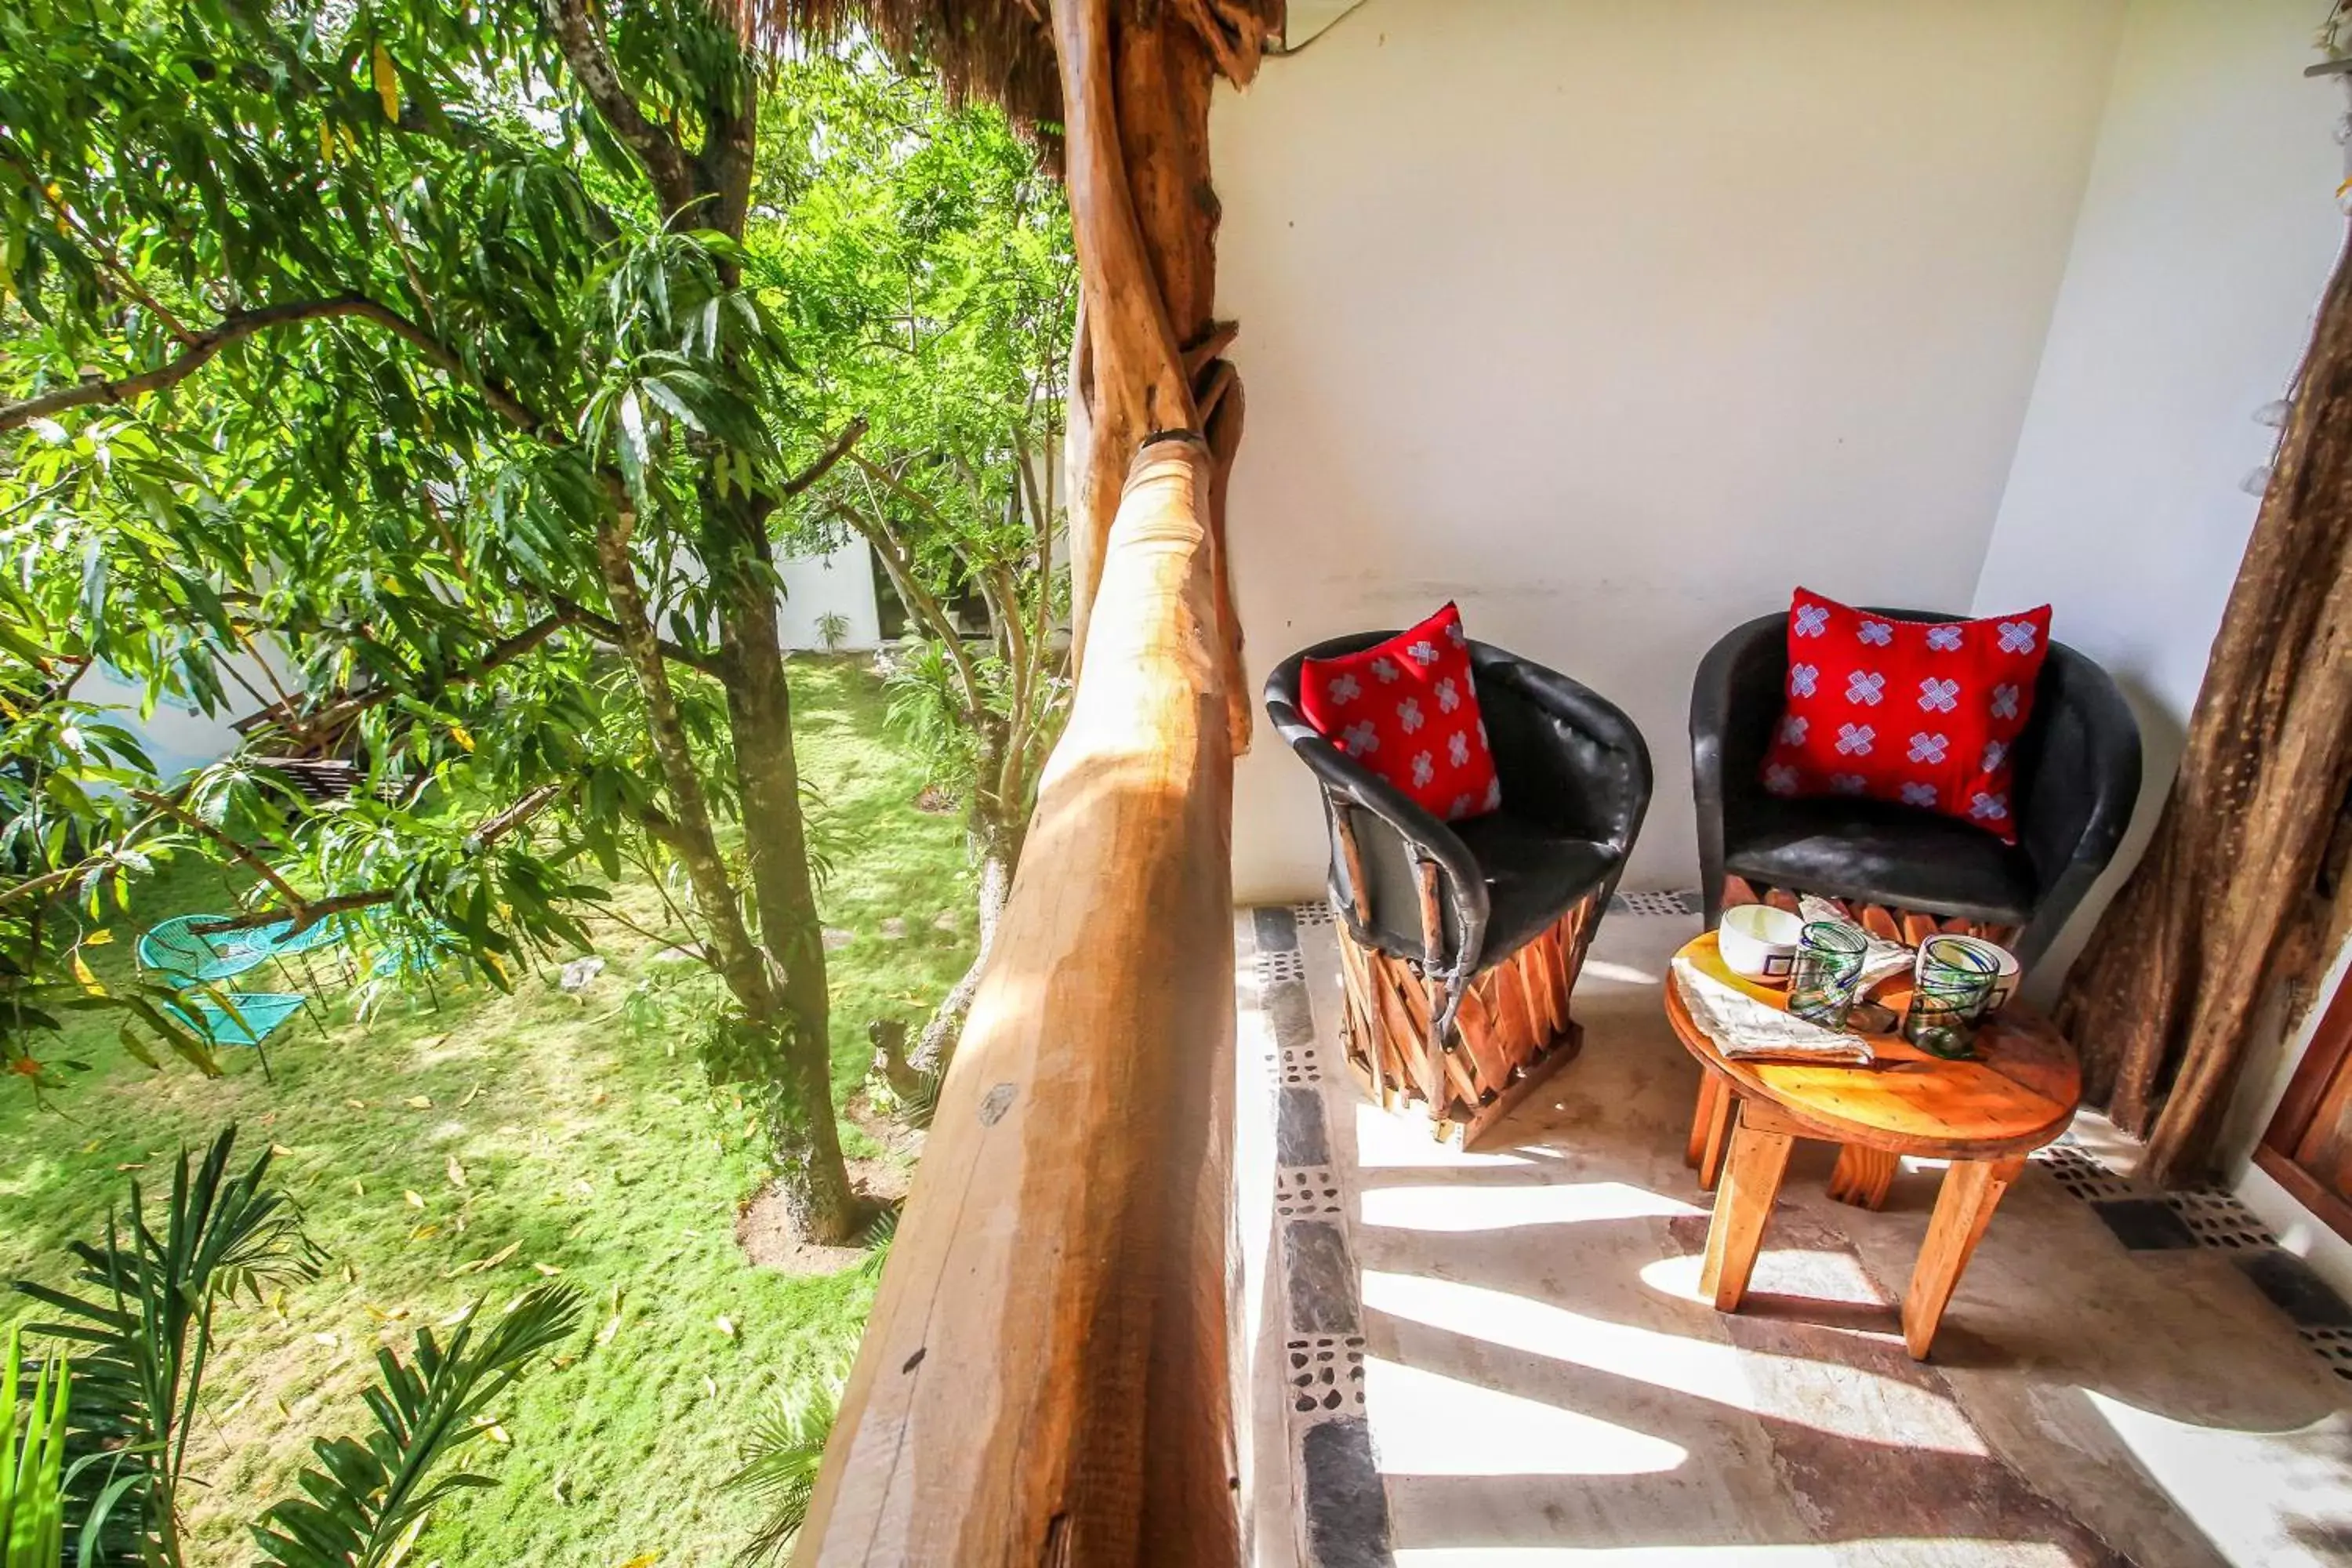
[
  {"left": 1054, "top": 0, "right": 1271, "bottom": 753},
  {"left": 2056, "top": 230, "right": 2352, "bottom": 1185}
]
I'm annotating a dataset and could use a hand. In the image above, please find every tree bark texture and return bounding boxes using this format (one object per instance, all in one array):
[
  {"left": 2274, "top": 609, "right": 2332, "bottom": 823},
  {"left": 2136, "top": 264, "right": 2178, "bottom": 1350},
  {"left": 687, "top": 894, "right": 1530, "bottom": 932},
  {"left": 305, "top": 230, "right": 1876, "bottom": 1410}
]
[
  {"left": 1054, "top": 0, "right": 1272, "bottom": 755},
  {"left": 2055, "top": 230, "right": 2352, "bottom": 1187}
]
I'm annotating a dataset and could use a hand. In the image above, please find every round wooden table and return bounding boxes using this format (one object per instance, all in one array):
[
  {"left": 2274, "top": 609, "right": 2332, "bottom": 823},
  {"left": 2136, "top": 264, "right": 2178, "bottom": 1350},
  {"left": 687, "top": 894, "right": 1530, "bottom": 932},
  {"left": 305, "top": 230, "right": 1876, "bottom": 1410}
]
[{"left": 1664, "top": 931, "right": 2082, "bottom": 1359}]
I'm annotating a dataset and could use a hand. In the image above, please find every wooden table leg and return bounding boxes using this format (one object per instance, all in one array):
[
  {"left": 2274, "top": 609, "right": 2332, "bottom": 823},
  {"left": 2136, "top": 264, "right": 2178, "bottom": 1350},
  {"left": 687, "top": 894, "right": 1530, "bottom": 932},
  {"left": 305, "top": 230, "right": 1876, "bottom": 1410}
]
[
  {"left": 1685, "top": 1069, "right": 1715, "bottom": 1167},
  {"left": 1694, "top": 1071, "right": 1735, "bottom": 1192},
  {"left": 1902, "top": 1156, "right": 2027, "bottom": 1360},
  {"left": 1828, "top": 1144, "right": 1899, "bottom": 1210},
  {"left": 1698, "top": 1104, "right": 1796, "bottom": 1312}
]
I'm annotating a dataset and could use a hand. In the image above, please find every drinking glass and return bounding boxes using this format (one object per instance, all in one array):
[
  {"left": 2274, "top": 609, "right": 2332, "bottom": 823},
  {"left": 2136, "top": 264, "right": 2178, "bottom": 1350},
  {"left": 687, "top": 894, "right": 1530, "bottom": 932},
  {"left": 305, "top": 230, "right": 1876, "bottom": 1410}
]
[
  {"left": 1788, "top": 922, "right": 1869, "bottom": 1029},
  {"left": 1905, "top": 936, "right": 2000, "bottom": 1059}
]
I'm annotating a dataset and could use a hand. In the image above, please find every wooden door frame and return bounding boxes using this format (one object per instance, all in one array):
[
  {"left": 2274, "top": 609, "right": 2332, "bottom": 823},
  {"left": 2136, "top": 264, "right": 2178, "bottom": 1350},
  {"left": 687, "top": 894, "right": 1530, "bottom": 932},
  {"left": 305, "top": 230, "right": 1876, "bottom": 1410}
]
[{"left": 2254, "top": 964, "right": 2352, "bottom": 1243}]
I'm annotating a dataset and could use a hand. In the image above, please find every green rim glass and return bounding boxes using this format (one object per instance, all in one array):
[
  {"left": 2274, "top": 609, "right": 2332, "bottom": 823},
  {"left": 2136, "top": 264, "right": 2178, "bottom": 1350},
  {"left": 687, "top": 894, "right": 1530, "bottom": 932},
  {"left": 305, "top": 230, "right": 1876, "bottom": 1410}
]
[
  {"left": 1788, "top": 921, "right": 1869, "bottom": 1029},
  {"left": 1905, "top": 937, "right": 1999, "bottom": 1059}
]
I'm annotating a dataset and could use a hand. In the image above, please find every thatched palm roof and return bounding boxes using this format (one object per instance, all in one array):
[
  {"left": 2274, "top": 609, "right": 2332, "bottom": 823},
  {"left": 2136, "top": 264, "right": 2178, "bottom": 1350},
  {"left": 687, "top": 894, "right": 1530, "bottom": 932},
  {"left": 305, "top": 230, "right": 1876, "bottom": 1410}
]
[
  {"left": 735, "top": 1, "right": 1283, "bottom": 132},
  {"left": 736, "top": 0, "right": 1064, "bottom": 128}
]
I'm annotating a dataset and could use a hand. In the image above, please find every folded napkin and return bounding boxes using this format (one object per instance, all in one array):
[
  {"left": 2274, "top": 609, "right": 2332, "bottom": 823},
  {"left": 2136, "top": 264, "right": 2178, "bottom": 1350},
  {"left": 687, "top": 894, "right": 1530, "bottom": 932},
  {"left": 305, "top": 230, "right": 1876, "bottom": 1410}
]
[{"left": 1671, "top": 954, "right": 1877, "bottom": 1066}]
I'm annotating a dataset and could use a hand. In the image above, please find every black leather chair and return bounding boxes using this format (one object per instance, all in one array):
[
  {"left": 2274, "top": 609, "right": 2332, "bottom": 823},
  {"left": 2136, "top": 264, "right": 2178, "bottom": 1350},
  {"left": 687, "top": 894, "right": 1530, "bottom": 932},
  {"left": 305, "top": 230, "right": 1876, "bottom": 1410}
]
[
  {"left": 1268, "top": 636, "right": 1652, "bottom": 1142},
  {"left": 1690, "top": 608, "right": 2141, "bottom": 972}
]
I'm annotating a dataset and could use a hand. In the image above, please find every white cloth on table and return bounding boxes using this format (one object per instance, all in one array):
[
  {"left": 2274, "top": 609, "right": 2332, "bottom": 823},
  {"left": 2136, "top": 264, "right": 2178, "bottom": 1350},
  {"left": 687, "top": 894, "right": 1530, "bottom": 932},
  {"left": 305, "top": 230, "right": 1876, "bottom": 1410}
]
[{"left": 1671, "top": 954, "right": 1877, "bottom": 1066}]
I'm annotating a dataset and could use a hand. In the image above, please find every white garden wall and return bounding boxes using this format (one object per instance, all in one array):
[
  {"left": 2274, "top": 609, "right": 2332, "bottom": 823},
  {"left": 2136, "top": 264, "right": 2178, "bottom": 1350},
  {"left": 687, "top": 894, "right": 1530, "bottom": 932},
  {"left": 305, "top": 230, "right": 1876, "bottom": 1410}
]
[
  {"left": 1216, "top": 0, "right": 2131, "bottom": 900},
  {"left": 777, "top": 537, "right": 885, "bottom": 651}
]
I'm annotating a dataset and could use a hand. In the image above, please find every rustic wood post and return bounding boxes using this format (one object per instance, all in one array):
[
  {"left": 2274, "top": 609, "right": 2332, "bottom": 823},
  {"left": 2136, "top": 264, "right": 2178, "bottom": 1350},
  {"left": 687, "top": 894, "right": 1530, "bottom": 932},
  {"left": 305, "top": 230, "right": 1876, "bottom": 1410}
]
[
  {"left": 793, "top": 437, "right": 1237, "bottom": 1565},
  {"left": 2054, "top": 230, "right": 2352, "bottom": 1186},
  {"left": 1054, "top": 0, "right": 1274, "bottom": 754}
]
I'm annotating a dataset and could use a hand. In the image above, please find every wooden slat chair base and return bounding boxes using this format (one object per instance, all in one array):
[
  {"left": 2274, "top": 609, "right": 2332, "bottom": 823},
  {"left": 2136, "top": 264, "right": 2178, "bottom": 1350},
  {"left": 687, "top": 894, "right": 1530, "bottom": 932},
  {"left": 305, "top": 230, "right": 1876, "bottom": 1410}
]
[
  {"left": 1338, "top": 888, "right": 1601, "bottom": 1148},
  {"left": 1719, "top": 874, "right": 2019, "bottom": 953},
  {"left": 1688, "top": 875, "right": 2019, "bottom": 1211}
]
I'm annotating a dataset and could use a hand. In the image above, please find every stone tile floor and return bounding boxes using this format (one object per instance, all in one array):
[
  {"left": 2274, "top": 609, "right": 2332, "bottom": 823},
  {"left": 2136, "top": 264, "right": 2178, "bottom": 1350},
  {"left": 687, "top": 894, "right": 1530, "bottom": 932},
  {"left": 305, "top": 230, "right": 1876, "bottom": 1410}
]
[{"left": 1236, "top": 900, "right": 2352, "bottom": 1568}]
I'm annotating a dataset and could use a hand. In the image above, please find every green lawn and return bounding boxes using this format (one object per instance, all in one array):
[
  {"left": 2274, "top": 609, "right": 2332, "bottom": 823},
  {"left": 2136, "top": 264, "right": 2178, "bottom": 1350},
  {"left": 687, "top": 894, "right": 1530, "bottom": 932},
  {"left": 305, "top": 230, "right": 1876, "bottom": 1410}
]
[{"left": 0, "top": 657, "right": 974, "bottom": 1566}]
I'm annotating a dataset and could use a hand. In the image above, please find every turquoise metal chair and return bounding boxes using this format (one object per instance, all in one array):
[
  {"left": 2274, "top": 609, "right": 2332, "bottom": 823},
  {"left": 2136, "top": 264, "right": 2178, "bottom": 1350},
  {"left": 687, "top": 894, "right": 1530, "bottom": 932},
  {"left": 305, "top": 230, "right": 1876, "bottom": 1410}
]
[
  {"left": 137, "top": 913, "right": 348, "bottom": 981},
  {"left": 162, "top": 991, "right": 308, "bottom": 1049},
  {"left": 136, "top": 913, "right": 332, "bottom": 1069}
]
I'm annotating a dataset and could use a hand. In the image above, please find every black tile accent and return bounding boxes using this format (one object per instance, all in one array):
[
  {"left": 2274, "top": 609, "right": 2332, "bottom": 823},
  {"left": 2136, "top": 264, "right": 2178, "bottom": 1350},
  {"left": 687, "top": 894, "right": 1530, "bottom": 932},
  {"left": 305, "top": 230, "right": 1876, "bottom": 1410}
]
[
  {"left": 1278, "top": 1085, "right": 1332, "bottom": 1167},
  {"left": 1254, "top": 905, "right": 1301, "bottom": 953},
  {"left": 2089, "top": 1198, "right": 2199, "bottom": 1250},
  {"left": 2237, "top": 1248, "right": 2352, "bottom": 1329},
  {"left": 1300, "top": 1418, "right": 1392, "bottom": 1568},
  {"left": 1269, "top": 975, "right": 1316, "bottom": 1057},
  {"left": 1284, "top": 1220, "right": 1361, "bottom": 1334}
]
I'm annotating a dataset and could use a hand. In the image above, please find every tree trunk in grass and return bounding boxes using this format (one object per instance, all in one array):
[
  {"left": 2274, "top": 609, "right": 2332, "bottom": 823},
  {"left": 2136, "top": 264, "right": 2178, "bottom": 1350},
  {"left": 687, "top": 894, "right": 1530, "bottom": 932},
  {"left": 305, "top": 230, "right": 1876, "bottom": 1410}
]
[
  {"left": 2054, "top": 230, "right": 2352, "bottom": 1187},
  {"left": 553, "top": 2, "right": 864, "bottom": 1243},
  {"left": 707, "top": 485, "right": 862, "bottom": 1242},
  {"left": 910, "top": 777, "right": 1025, "bottom": 1076}
]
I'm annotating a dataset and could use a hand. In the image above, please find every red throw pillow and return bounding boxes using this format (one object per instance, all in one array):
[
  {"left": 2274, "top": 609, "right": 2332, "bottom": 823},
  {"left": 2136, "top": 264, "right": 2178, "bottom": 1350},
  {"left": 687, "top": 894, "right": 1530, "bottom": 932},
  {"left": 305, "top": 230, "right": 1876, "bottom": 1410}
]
[
  {"left": 1299, "top": 604, "right": 1501, "bottom": 822},
  {"left": 1759, "top": 587, "right": 2052, "bottom": 844}
]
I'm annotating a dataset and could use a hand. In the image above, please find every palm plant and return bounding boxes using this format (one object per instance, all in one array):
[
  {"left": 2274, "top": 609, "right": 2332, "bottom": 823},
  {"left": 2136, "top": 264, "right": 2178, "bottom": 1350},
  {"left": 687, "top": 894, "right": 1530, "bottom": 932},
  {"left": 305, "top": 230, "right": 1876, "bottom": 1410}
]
[
  {"left": 0, "top": 1330, "right": 71, "bottom": 1568},
  {"left": 12, "top": 1128, "right": 583, "bottom": 1566},
  {"left": 724, "top": 1363, "right": 848, "bottom": 1564},
  {"left": 249, "top": 1284, "right": 583, "bottom": 1568},
  {"left": 15, "top": 1127, "right": 321, "bottom": 1564}
]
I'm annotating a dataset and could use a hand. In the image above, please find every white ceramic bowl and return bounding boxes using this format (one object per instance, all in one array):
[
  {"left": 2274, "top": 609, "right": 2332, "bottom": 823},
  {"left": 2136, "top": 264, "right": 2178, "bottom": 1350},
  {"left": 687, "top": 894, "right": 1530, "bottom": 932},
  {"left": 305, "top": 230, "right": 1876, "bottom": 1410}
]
[
  {"left": 1920, "top": 934, "right": 2022, "bottom": 1014},
  {"left": 1719, "top": 904, "right": 1803, "bottom": 983}
]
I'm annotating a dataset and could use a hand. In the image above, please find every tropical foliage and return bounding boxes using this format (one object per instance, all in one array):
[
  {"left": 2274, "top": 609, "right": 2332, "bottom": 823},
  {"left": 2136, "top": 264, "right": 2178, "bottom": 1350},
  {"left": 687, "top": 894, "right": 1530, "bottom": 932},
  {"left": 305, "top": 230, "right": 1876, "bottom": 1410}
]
[
  {"left": 768, "top": 59, "right": 1075, "bottom": 1074},
  {"left": 0, "top": 1330, "right": 71, "bottom": 1568},
  {"left": 9, "top": 1127, "right": 582, "bottom": 1566},
  {"left": 0, "top": 0, "right": 1087, "bottom": 1239}
]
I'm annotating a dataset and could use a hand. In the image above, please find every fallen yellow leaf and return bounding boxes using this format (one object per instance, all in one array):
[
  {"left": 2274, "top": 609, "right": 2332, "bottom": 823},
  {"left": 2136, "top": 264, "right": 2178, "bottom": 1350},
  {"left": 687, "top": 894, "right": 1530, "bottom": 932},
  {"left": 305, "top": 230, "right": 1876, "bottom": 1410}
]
[
  {"left": 405, "top": 1190, "right": 426, "bottom": 1210},
  {"left": 713, "top": 1315, "right": 735, "bottom": 1339},
  {"left": 446, "top": 1154, "right": 467, "bottom": 1189},
  {"left": 532, "top": 1262, "right": 562, "bottom": 1276},
  {"left": 405, "top": 1095, "right": 433, "bottom": 1110},
  {"left": 270, "top": 1143, "right": 295, "bottom": 1159},
  {"left": 458, "top": 1083, "right": 482, "bottom": 1109}
]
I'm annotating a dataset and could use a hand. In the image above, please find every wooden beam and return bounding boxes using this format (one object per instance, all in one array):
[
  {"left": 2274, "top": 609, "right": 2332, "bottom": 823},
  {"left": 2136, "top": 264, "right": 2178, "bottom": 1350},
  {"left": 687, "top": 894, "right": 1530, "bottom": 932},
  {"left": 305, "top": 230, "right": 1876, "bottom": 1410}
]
[{"left": 795, "top": 436, "right": 1237, "bottom": 1567}]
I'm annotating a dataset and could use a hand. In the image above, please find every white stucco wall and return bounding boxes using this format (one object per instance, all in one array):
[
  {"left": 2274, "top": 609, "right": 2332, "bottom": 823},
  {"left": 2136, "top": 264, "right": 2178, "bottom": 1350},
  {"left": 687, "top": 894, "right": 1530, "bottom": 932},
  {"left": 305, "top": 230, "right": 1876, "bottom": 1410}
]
[
  {"left": 1217, "top": 0, "right": 2130, "bottom": 901},
  {"left": 777, "top": 538, "right": 884, "bottom": 651},
  {"left": 1969, "top": 0, "right": 2347, "bottom": 996}
]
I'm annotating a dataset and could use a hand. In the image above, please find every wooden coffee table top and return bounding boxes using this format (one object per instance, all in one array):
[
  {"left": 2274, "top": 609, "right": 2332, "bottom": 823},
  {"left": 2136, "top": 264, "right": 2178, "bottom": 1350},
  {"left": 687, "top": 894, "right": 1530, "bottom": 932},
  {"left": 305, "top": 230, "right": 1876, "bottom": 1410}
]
[{"left": 1664, "top": 931, "right": 2081, "bottom": 1160}]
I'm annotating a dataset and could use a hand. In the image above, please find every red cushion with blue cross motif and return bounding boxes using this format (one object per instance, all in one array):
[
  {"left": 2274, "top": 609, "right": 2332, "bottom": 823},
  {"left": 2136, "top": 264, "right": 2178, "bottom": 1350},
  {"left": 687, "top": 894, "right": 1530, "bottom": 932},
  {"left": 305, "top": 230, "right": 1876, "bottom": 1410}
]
[
  {"left": 1298, "top": 603, "right": 1501, "bottom": 822},
  {"left": 1759, "top": 588, "right": 2052, "bottom": 844}
]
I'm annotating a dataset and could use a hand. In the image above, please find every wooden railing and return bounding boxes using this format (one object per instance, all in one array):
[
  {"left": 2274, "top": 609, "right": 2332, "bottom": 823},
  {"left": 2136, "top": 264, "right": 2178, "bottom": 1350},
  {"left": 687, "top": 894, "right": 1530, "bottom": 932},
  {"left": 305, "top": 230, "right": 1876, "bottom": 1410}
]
[{"left": 794, "top": 434, "right": 1240, "bottom": 1566}]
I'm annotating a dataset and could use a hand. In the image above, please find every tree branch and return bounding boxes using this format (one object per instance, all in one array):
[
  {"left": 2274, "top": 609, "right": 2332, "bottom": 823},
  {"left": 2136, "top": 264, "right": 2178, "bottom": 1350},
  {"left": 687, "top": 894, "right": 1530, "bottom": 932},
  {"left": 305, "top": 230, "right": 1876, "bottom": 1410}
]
[
  {"left": 187, "top": 786, "right": 568, "bottom": 935},
  {"left": 129, "top": 789, "right": 307, "bottom": 909},
  {"left": 0, "top": 295, "right": 546, "bottom": 436},
  {"left": 779, "top": 416, "right": 869, "bottom": 499},
  {"left": 537, "top": 0, "right": 696, "bottom": 210},
  {"left": 296, "top": 607, "right": 583, "bottom": 734},
  {"left": 829, "top": 496, "right": 986, "bottom": 721}
]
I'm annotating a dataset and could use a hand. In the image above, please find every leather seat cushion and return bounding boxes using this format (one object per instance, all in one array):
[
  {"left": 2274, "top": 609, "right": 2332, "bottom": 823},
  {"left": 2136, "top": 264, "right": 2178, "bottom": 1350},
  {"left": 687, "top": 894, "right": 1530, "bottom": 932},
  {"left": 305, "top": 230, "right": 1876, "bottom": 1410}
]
[
  {"left": 1724, "top": 794, "right": 2038, "bottom": 925},
  {"left": 1451, "top": 812, "right": 1621, "bottom": 965}
]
